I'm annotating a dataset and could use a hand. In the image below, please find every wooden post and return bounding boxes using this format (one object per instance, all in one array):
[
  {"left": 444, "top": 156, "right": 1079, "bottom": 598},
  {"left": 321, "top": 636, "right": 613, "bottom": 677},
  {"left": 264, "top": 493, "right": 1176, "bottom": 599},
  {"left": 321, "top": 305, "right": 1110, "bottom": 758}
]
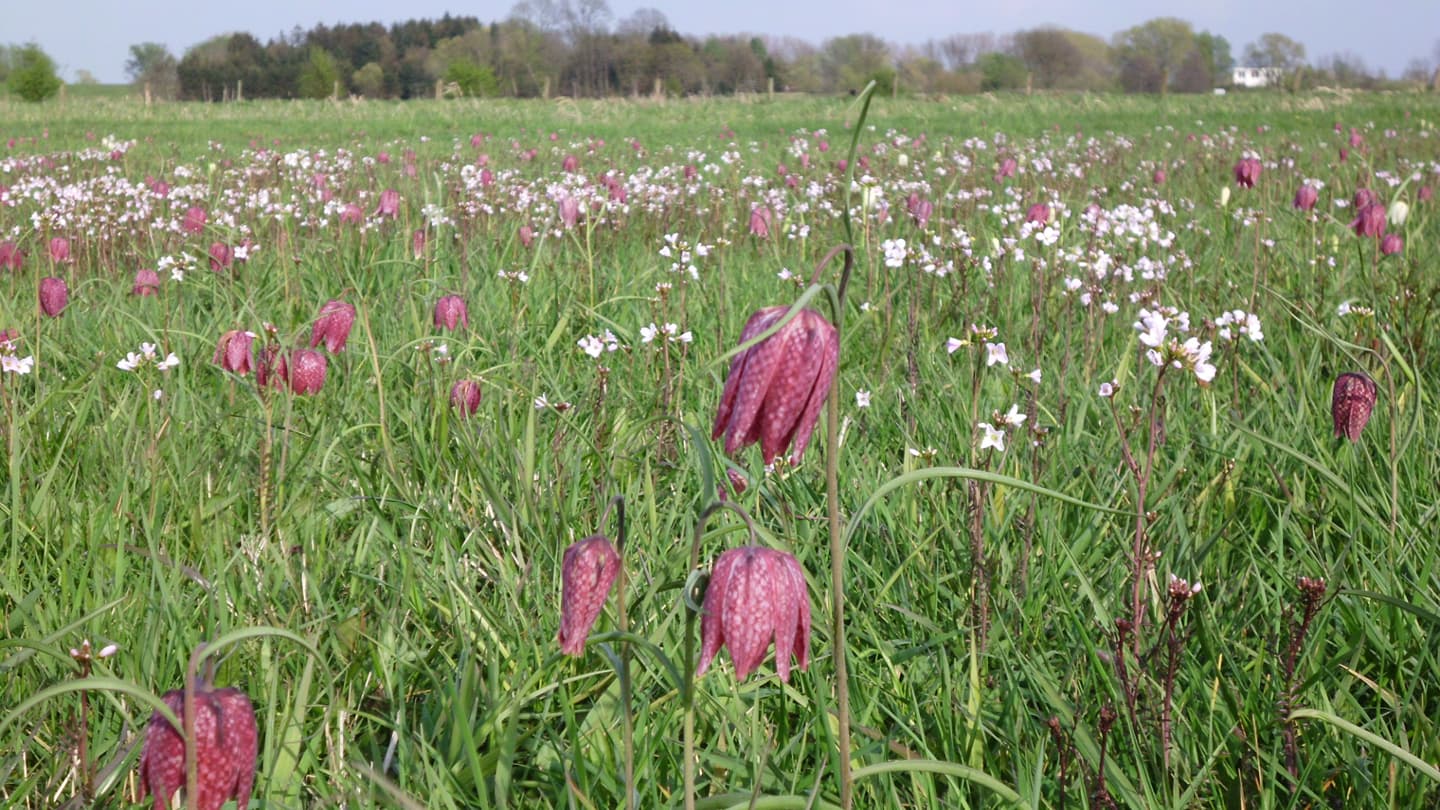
[
  {"left": 653, "top": 77, "right": 662, "bottom": 99},
  {"left": 767, "top": 76, "right": 774, "bottom": 98},
  {"left": 236, "top": 80, "right": 243, "bottom": 102},
  {"left": 542, "top": 76, "right": 550, "bottom": 99},
  {"left": 333, "top": 79, "right": 340, "bottom": 100},
  {"left": 1025, "top": 72, "right": 1032, "bottom": 96},
  {"left": 144, "top": 82, "right": 152, "bottom": 106}
]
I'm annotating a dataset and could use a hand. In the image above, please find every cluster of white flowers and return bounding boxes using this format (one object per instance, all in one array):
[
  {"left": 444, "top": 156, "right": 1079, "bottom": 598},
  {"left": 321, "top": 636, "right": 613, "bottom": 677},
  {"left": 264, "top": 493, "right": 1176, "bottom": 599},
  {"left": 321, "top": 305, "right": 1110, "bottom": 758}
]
[
  {"left": 1337, "top": 300, "right": 1374, "bottom": 318},
  {"left": 639, "top": 322, "right": 693, "bottom": 346},
  {"left": 1134, "top": 307, "right": 1215, "bottom": 383},
  {"left": 977, "top": 404, "right": 1027, "bottom": 452},
  {"left": 1, "top": 336, "right": 34, "bottom": 375},
  {"left": 945, "top": 324, "right": 1000, "bottom": 356},
  {"left": 577, "top": 330, "right": 622, "bottom": 358},
  {"left": 117, "top": 342, "right": 180, "bottom": 372},
  {"left": 155, "top": 253, "right": 195, "bottom": 282},
  {"left": 881, "top": 238, "right": 910, "bottom": 268},
  {"left": 497, "top": 269, "right": 530, "bottom": 284},
  {"left": 658, "top": 233, "right": 711, "bottom": 280},
  {"left": 1213, "top": 310, "right": 1264, "bottom": 342}
]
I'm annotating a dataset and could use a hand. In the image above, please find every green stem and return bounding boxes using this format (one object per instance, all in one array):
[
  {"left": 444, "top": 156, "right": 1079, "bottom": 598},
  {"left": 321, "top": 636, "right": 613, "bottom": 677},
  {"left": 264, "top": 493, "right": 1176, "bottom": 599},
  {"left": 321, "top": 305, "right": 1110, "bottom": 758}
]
[{"left": 609, "top": 496, "right": 635, "bottom": 810}]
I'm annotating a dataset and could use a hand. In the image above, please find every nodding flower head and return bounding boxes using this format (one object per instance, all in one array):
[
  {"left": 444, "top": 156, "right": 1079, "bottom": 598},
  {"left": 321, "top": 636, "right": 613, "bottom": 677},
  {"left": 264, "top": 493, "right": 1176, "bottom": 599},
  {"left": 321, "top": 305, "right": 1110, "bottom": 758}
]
[
  {"left": 1331, "top": 372, "right": 1377, "bottom": 441},
  {"left": 287, "top": 349, "right": 328, "bottom": 395},
  {"left": 309, "top": 299, "right": 356, "bottom": 353},
  {"left": 1351, "top": 203, "right": 1386, "bottom": 238},
  {"left": 696, "top": 545, "right": 811, "bottom": 682},
  {"left": 212, "top": 330, "right": 256, "bottom": 375},
  {"left": 0, "top": 241, "right": 23, "bottom": 272},
  {"left": 748, "top": 206, "right": 772, "bottom": 239},
  {"left": 712, "top": 306, "right": 839, "bottom": 466},
  {"left": 132, "top": 268, "right": 161, "bottom": 296},
  {"left": 558, "top": 535, "right": 621, "bottom": 656},
  {"left": 38, "top": 276, "right": 68, "bottom": 317},
  {"left": 905, "top": 193, "right": 933, "bottom": 229},
  {"left": 1293, "top": 184, "right": 1319, "bottom": 211},
  {"left": 138, "top": 682, "right": 257, "bottom": 810},
  {"left": 376, "top": 188, "right": 400, "bottom": 218},
  {"left": 449, "top": 379, "right": 482, "bottom": 417},
  {"left": 1233, "top": 157, "right": 1262, "bottom": 189},
  {"left": 433, "top": 295, "right": 469, "bottom": 332}
]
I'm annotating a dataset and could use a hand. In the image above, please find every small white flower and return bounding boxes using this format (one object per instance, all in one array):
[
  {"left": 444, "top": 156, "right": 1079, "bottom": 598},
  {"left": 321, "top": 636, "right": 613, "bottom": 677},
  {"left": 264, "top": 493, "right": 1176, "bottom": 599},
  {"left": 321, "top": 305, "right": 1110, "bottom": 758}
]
[
  {"left": 97, "top": 643, "right": 119, "bottom": 659},
  {"left": 1098, "top": 381, "right": 1116, "bottom": 398},
  {"left": 946, "top": 337, "right": 963, "bottom": 354},
  {"left": 1002, "top": 404, "right": 1027, "bottom": 427},
  {"left": 534, "top": 394, "right": 550, "bottom": 410},
  {"left": 578, "top": 335, "right": 604, "bottom": 358},
  {"left": 157, "top": 353, "right": 180, "bottom": 371},
  {"left": 1027, "top": 368, "right": 1042, "bottom": 384},
  {"left": 985, "top": 341, "right": 1009, "bottom": 367},
  {"left": 640, "top": 324, "right": 659, "bottom": 344},
  {"left": 2, "top": 354, "right": 34, "bottom": 375},
  {"left": 855, "top": 389, "right": 871, "bottom": 408},
  {"left": 978, "top": 422, "right": 1006, "bottom": 452},
  {"left": 117, "top": 352, "right": 143, "bottom": 372},
  {"left": 153, "top": 389, "right": 164, "bottom": 400}
]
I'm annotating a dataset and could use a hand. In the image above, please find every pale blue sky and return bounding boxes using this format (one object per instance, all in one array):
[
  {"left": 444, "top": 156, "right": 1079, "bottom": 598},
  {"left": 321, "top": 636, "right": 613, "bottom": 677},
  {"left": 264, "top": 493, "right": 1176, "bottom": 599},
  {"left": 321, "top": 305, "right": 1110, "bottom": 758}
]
[{"left": 5, "top": 0, "right": 1437, "bottom": 84}]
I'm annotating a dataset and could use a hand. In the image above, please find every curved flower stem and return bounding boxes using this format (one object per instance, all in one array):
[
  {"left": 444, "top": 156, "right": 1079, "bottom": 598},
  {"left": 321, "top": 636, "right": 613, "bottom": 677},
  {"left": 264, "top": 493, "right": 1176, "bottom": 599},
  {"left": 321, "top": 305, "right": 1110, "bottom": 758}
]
[
  {"left": 183, "top": 643, "right": 208, "bottom": 810},
  {"left": 603, "top": 495, "right": 636, "bottom": 810},
  {"left": 683, "top": 500, "right": 760, "bottom": 810}
]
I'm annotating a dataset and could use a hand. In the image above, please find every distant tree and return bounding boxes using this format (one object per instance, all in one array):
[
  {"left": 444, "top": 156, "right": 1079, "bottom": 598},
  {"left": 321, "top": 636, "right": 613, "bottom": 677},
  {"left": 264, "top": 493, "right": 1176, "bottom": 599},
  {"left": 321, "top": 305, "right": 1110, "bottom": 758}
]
[
  {"left": 126, "top": 42, "right": 179, "bottom": 99},
  {"left": 351, "top": 61, "right": 385, "bottom": 97},
  {"left": 445, "top": 59, "right": 499, "bottom": 96},
  {"left": 1112, "top": 17, "right": 1198, "bottom": 93},
  {"left": 977, "top": 51, "right": 1027, "bottom": 91},
  {"left": 8, "top": 44, "right": 63, "bottom": 102},
  {"left": 1243, "top": 33, "right": 1305, "bottom": 71},
  {"left": 298, "top": 47, "right": 341, "bottom": 98},
  {"left": 1193, "top": 32, "right": 1233, "bottom": 88},
  {"left": 0, "top": 45, "right": 12, "bottom": 83},
  {"left": 820, "top": 34, "right": 890, "bottom": 93},
  {"left": 74, "top": 69, "right": 99, "bottom": 84},
  {"left": 1014, "top": 27, "right": 1112, "bottom": 91}
]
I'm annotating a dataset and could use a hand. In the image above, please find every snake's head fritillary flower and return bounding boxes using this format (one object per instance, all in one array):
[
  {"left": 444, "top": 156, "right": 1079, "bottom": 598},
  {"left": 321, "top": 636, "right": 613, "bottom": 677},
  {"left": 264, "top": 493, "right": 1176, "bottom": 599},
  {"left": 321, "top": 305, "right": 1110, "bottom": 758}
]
[
  {"left": 411, "top": 228, "right": 427, "bottom": 259},
  {"left": 0, "top": 241, "right": 24, "bottom": 272},
  {"left": 1025, "top": 203, "right": 1050, "bottom": 224},
  {"left": 309, "top": 299, "right": 356, "bottom": 353},
  {"left": 212, "top": 330, "right": 256, "bottom": 375},
  {"left": 433, "top": 295, "right": 469, "bottom": 331},
  {"left": 562, "top": 154, "right": 579, "bottom": 172},
  {"left": 558, "top": 195, "right": 580, "bottom": 229},
  {"left": 696, "top": 545, "right": 811, "bottom": 682},
  {"left": 1331, "top": 372, "right": 1377, "bottom": 441},
  {"left": 712, "top": 306, "right": 839, "bottom": 466},
  {"left": 340, "top": 203, "right": 364, "bottom": 225},
  {"left": 132, "top": 268, "right": 160, "bottom": 296},
  {"left": 208, "top": 242, "right": 233, "bottom": 272},
  {"left": 1153, "top": 168, "right": 1167, "bottom": 184},
  {"left": 287, "top": 349, "right": 327, "bottom": 395},
  {"left": 1419, "top": 186, "right": 1434, "bottom": 203},
  {"left": 450, "top": 379, "right": 482, "bottom": 417},
  {"left": 376, "top": 188, "right": 400, "bottom": 218},
  {"left": 255, "top": 345, "right": 287, "bottom": 391},
  {"left": 48, "top": 237, "right": 71, "bottom": 263},
  {"left": 558, "top": 535, "right": 620, "bottom": 656},
  {"left": 1233, "top": 157, "right": 1262, "bottom": 189},
  {"left": 518, "top": 224, "right": 535, "bottom": 247},
  {"left": 138, "top": 682, "right": 257, "bottom": 810},
  {"left": 905, "top": 192, "right": 933, "bottom": 229},
  {"left": 1380, "top": 233, "right": 1403, "bottom": 256},
  {"left": 182, "top": 206, "right": 207, "bottom": 235},
  {"left": 1353, "top": 188, "right": 1378, "bottom": 210},
  {"left": 1293, "top": 185, "right": 1319, "bottom": 211},
  {"left": 39, "top": 276, "right": 68, "bottom": 317},
  {"left": 748, "top": 206, "right": 772, "bottom": 238},
  {"left": 1351, "top": 203, "right": 1386, "bottom": 238},
  {"left": 995, "top": 157, "right": 1017, "bottom": 181}
]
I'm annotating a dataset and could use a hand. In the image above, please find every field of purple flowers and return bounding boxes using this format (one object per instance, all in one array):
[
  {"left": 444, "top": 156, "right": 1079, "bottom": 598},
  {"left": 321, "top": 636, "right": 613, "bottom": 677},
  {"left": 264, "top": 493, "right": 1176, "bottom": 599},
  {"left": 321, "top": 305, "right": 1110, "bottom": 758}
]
[{"left": 1, "top": 90, "right": 1437, "bottom": 808}]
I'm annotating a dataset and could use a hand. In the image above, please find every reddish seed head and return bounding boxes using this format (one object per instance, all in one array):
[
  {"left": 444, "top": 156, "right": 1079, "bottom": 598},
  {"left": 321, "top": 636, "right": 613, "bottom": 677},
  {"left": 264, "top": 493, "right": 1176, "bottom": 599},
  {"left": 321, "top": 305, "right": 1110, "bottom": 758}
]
[
  {"left": 1331, "top": 372, "right": 1377, "bottom": 441},
  {"left": 696, "top": 545, "right": 811, "bottom": 682},
  {"left": 1351, "top": 203, "right": 1386, "bottom": 238},
  {"left": 1233, "top": 157, "right": 1262, "bottom": 189},
  {"left": 1026, "top": 202, "right": 1051, "bottom": 224},
  {"left": 1293, "top": 184, "right": 1319, "bottom": 211},
  {"left": 48, "top": 236, "right": 71, "bottom": 263},
  {"left": 450, "top": 379, "right": 482, "bottom": 417},
  {"left": 309, "top": 299, "right": 356, "bottom": 353},
  {"left": 39, "top": 276, "right": 68, "bottom": 317},
  {"left": 138, "top": 684, "right": 257, "bottom": 810},
  {"left": 182, "top": 206, "right": 207, "bottom": 235},
  {"left": 433, "top": 295, "right": 469, "bottom": 331},
  {"left": 1380, "top": 232, "right": 1403, "bottom": 256},
  {"left": 287, "top": 349, "right": 327, "bottom": 395},
  {"left": 748, "top": 206, "right": 772, "bottom": 238},
  {"left": 0, "top": 241, "right": 25, "bottom": 271},
  {"left": 712, "top": 306, "right": 839, "bottom": 466},
  {"left": 213, "top": 330, "right": 256, "bottom": 375},
  {"left": 133, "top": 268, "right": 161, "bottom": 296},
  {"left": 557, "top": 535, "right": 621, "bottom": 656}
]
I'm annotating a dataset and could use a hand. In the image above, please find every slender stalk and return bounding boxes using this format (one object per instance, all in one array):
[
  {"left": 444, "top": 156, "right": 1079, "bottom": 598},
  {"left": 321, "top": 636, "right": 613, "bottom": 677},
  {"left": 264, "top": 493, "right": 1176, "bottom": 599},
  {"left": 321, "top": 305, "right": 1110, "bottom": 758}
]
[{"left": 608, "top": 496, "right": 635, "bottom": 810}]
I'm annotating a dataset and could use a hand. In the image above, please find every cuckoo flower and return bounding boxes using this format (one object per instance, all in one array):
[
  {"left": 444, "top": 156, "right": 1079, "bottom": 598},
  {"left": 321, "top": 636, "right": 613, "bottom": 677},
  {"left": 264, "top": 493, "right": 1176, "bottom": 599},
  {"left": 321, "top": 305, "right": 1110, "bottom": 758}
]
[
  {"left": 137, "top": 683, "right": 257, "bottom": 810},
  {"left": 696, "top": 545, "right": 811, "bottom": 682},
  {"left": 1331, "top": 372, "right": 1377, "bottom": 441},
  {"left": 287, "top": 349, "right": 327, "bottom": 395},
  {"left": 450, "top": 379, "right": 482, "bottom": 417},
  {"left": 434, "top": 295, "right": 469, "bottom": 331},
  {"left": 557, "top": 535, "right": 621, "bottom": 656},
  {"left": 132, "top": 268, "right": 160, "bottom": 296},
  {"left": 712, "top": 306, "right": 838, "bottom": 465},
  {"left": 309, "top": 299, "right": 356, "bottom": 353},
  {"left": 39, "top": 276, "right": 68, "bottom": 317},
  {"left": 212, "top": 330, "right": 256, "bottom": 374}
]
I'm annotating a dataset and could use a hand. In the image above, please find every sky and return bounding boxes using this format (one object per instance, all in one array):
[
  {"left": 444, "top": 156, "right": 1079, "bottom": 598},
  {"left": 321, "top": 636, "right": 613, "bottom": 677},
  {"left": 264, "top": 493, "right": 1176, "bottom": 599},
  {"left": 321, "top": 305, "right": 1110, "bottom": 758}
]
[{"left": 4, "top": 0, "right": 1438, "bottom": 84}]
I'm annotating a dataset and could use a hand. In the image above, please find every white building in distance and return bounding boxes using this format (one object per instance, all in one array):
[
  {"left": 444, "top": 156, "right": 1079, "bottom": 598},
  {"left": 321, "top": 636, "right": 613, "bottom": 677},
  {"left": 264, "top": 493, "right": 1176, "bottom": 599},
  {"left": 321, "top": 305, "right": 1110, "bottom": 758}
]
[{"left": 1231, "top": 66, "right": 1285, "bottom": 88}]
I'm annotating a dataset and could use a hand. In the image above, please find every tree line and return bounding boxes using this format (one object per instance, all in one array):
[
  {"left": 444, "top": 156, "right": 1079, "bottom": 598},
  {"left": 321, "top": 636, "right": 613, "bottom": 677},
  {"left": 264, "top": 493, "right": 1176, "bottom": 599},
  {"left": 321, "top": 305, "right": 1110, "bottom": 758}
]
[{"left": 5, "top": 4, "right": 1439, "bottom": 103}]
